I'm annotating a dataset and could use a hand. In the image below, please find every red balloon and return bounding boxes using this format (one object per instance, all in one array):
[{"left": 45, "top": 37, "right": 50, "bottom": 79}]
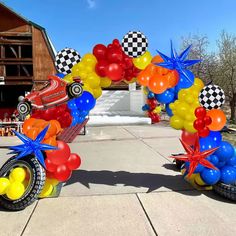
[
  {"left": 105, "top": 63, "right": 123, "bottom": 81},
  {"left": 181, "top": 130, "right": 198, "bottom": 146},
  {"left": 198, "top": 126, "right": 210, "bottom": 138},
  {"left": 45, "top": 158, "right": 57, "bottom": 172},
  {"left": 93, "top": 44, "right": 107, "bottom": 60},
  {"left": 46, "top": 141, "right": 71, "bottom": 165},
  {"left": 147, "top": 99, "right": 157, "bottom": 110},
  {"left": 193, "top": 119, "right": 205, "bottom": 130},
  {"left": 57, "top": 112, "right": 72, "bottom": 128},
  {"left": 95, "top": 60, "right": 108, "bottom": 77},
  {"left": 46, "top": 171, "right": 56, "bottom": 179},
  {"left": 54, "top": 164, "right": 72, "bottom": 182},
  {"left": 123, "top": 57, "right": 133, "bottom": 69},
  {"left": 112, "top": 39, "right": 120, "bottom": 47},
  {"left": 195, "top": 107, "right": 206, "bottom": 119},
  {"left": 67, "top": 153, "right": 81, "bottom": 170},
  {"left": 106, "top": 48, "right": 123, "bottom": 63},
  {"left": 203, "top": 116, "right": 212, "bottom": 126}
]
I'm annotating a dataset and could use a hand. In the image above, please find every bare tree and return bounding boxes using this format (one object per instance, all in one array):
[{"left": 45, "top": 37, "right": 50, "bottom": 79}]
[
  {"left": 181, "top": 34, "right": 210, "bottom": 82},
  {"left": 217, "top": 31, "right": 236, "bottom": 123}
]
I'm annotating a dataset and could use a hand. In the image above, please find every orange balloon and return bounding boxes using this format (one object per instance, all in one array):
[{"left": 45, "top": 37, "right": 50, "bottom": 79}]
[
  {"left": 33, "top": 119, "right": 47, "bottom": 128},
  {"left": 207, "top": 109, "right": 226, "bottom": 131},
  {"left": 50, "top": 120, "right": 62, "bottom": 135},
  {"left": 137, "top": 70, "right": 152, "bottom": 86},
  {"left": 145, "top": 64, "right": 157, "bottom": 76},
  {"left": 165, "top": 70, "right": 179, "bottom": 88},
  {"left": 27, "top": 127, "right": 39, "bottom": 140},
  {"left": 151, "top": 55, "right": 164, "bottom": 64},
  {"left": 22, "top": 118, "right": 36, "bottom": 134},
  {"left": 44, "top": 135, "right": 57, "bottom": 146},
  {"left": 47, "top": 121, "right": 58, "bottom": 136},
  {"left": 148, "top": 75, "right": 169, "bottom": 94},
  {"left": 156, "top": 66, "right": 169, "bottom": 76}
]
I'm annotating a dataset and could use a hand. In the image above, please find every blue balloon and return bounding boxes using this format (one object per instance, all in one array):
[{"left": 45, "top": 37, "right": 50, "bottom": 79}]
[
  {"left": 77, "top": 116, "right": 86, "bottom": 124},
  {"left": 56, "top": 73, "right": 65, "bottom": 78},
  {"left": 214, "top": 141, "right": 234, "bottom": 162},
  {"left": 67, "top": 99, "right": 77, "bottom": 110},
  {"left": 185, "top": 162, "right": 204, "bottom": 173},
  {"left": 155, "top": 89, "right": 175, "bottom": 104},
  {"left": 175, "top": 70, "right": 194, "bottom": 92},
  {"left": 80, "top": 110, "right": 89, "bottom": 117},
  {"left": 227, "top": 156, "right": 236, "bottom": 166},
  {"left": 200, "top": 136, "right": 217, "bottom": 152},
  {"left": 220, "top": 166, "right": 236, "bottom": 184},
  {"left": 200, "top": 168, "right": 221, "bottom": 185},
  {"left": 147, "top": 92, "right": 155, "bottom": 99},
  {"left": 142, "top": 104, "right": 150, "bottom": 111},
  {"left": 76, "top": 91, "right": 96, "bottom": 111},
  {"left": 70, "top": 117, "right": 78, "bottom": 127},
  {"left": 208, "top": 131, "right": 222, "bottom": 146},
  {"left": 166, "top": 103, "right": 173, "bottom": 117},
  {"left": 208, "top": 155, "right": 219, "bottom": 166},
  {"left": 71, "top": 110, "right": 80, "bottom": 117},
  {"left": 215, "top": 161, "right": 226, "bottom": 168}
]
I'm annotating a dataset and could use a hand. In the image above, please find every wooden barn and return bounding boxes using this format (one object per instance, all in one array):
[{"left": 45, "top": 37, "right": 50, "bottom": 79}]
[{"left": 0, "top": 3, "right": 57, "bottom": 119}]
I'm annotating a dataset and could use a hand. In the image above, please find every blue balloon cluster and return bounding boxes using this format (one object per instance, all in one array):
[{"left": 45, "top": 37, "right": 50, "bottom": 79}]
[
  {"left": 67, "top": 91, "right": 96, "bottom": 126},
  {"left": 185, "top": 136, "right": 236, "bottom": 185},
  {"left": 142, "top": 104, "right": 150, "bottom": 111}
]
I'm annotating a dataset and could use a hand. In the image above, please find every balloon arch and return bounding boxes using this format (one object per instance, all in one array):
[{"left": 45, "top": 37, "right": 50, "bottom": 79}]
[{"left": 0, "top": 31, "right": 235, "bottom": 209}]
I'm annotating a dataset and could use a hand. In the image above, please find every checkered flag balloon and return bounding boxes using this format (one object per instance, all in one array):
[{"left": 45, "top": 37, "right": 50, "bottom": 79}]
[
  {"left": 199, "top": 85, "right": 225, "bottom": 110},
  {"left": 121, "top": 31, "right": 148, "bottom": 58},
  {"left": 55, "top": 48, "right": 81, "bottom": 75}
]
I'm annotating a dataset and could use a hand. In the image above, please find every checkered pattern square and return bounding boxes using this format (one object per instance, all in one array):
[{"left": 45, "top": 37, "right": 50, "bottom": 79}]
[
  {"left": 55, "top": 48, "right": 81, "bottom": 75},
  {"left": 122, "top": 31, "right": 148, "bottom": 58},
  {"left": 199, "top": 85, "right": 225, "bottom": 109}
]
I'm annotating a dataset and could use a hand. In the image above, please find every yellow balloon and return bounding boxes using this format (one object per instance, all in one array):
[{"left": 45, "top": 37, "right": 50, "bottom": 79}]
[
  {"left": 185, "top": 94, "right": 194, "bottom": 104},
  {"left": 176, "top": 102, "right": 190, "bottom": 119},
  {"left": 71, "top": 63, "right": 81, "bottom": 77},
  {"left": 87, "top": 73, "right": 101, "bottom": 89},
  {"left": 153, "top": 106, "right": 162, "bottom": 114},
  {"left": 82, "top": 53, "right": 97, "bottom": 67},
  {"left": 178, "top": 90, "right": 187, "bottom": 101},
  {"left": 185, "top": 113, "right": 196, "bottom": 121},
  {"left": 0, "top": 178, "right": 10, "bottom": 195},
  {"left": 39, "top": 181, "right": 53, "bottom": 198},
  {"left": 194, "top": 78, "right": 204, "bottom": 91},
  {"left": 133, "top": 51, "right": 152, "bottom": 70},
  {"left": 124, "top": 77, "right": 137, "bottom": 84},
  {"left": 46, "top": 178, "right": 59, "bottom": 187},
  {"left": 83, "top": 84, "right": 94, "bottom": 95},
  {"left": 6, "top": 182, "right": 25, "bottom": 200},
  {"left": 195, "top": 174, "right": 206, "bottom": 186},
  {"left": 84, "top": 65, "right": 94, "bottom": 74},
  {"left": 184, "top": 120, "right": 197, "bottom": 133},
  {"left": 143, "top": 86, "right": 148, "bottom": 95},
  {"left": 100, "top": 77, "right": 112, "bottom": 88},
  {"left": 63, "top": 74, "right": 74, "bottom": 84},
  {"left": 170, "top": 116, "right": 184, "bottom": 130},
  {"left": 93, "top": 87, "right": 103, "bottom": 99},
  {"left": 9, "top": 167, "right": 26, "bottom": 183}
]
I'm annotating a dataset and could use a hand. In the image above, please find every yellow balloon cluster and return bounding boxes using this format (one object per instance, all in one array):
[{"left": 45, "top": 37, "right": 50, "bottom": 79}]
[
  {"left": 169, "top": 78, "right": 204, "bottom": 133},
  {"left": 0, "top": 167, "right": 26, "bottom": 200},
  {"left": 181, "top": 168, "right": 212, "bottom": 190},
  {"left": 64, "top": 53, "right": 110, "bottom": 99},
  {"left": 133, "top": 51, "right": 152, "bottom": 70},
  {"left": 39, "top": 177, "right": 59, "bottom": 198}
]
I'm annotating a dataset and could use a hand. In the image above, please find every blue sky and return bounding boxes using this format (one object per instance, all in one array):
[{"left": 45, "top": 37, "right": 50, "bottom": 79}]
[{"left": 2, "top": 0, "right": 236, "bottom": 56}]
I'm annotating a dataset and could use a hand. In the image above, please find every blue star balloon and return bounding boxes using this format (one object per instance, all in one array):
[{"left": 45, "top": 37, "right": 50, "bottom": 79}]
[
  {"left": 155, "top": 41, "right": 201, "bottom": 83},
  {"left": 8, "top": 126, "right": 57, "bottom": 168}
]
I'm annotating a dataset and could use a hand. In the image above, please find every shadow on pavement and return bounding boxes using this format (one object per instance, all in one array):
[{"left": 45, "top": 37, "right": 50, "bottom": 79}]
[{"left": 65, "top": 169, "right": 198, "bottom": 195}]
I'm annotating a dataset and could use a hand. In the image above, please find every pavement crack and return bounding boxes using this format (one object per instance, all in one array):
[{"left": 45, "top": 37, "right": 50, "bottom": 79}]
[
  {"left": 20, "top": 201, "right": 38, "bottom": 236},
  {"left": 135, "top": 193, "right": 158, "bottom": 236}
]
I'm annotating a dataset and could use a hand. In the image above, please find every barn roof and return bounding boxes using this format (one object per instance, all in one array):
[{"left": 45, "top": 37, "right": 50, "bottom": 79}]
[{"left": 0, "top": 2, "right": 56, "bottom": 57}]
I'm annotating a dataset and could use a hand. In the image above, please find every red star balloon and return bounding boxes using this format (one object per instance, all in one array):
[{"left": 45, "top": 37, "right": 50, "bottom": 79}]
[{"left": 171, "top": 138, "right": 218, "bottom": 177}]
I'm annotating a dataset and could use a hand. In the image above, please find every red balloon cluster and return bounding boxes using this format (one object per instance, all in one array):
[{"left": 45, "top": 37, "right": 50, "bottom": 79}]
[
  {"left": 193, "top": 107, "right": 212, "bottom": 137},
  {"left": 45, "top": 141, "right": 81, "bottom": 182},
  {"left": 93, "top": 39, "right": 140, "bottom": 82},
  {"left": 31, "top": 104, "right": 72, "bottom": 128},
  {"left": 147, "top": 98, "right": 160, "bottom": 124}
]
